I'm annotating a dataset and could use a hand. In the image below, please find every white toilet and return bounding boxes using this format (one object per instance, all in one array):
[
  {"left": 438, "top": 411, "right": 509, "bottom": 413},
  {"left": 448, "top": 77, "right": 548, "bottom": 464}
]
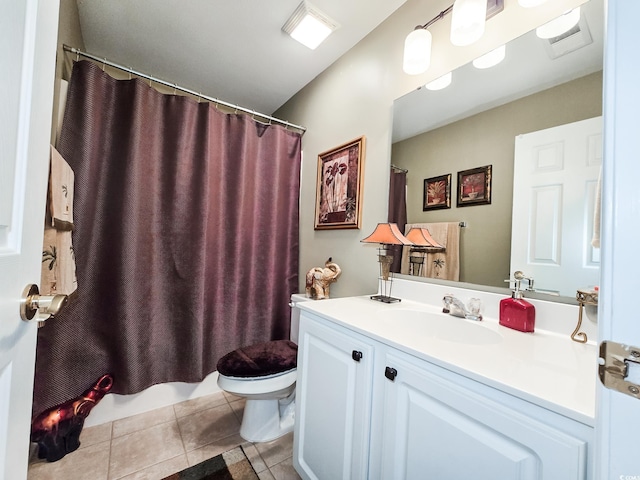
[{"left": 216, "top": 294, "right": 307, "bottom": 442}]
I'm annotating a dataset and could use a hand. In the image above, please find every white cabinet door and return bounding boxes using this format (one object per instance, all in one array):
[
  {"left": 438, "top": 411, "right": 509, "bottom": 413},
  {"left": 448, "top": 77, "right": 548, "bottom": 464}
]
[
  {"left": 377, "top": 352, "right": 589, "bottom": 480},
  {"left": 293, "top": 313, "right": 375, "bottom": 480}
]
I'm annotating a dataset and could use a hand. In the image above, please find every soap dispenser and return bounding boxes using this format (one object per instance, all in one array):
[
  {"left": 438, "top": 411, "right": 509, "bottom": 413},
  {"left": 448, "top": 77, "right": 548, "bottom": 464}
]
[{"left": 500, "top": 272, "right": 535, "bottom": 332}]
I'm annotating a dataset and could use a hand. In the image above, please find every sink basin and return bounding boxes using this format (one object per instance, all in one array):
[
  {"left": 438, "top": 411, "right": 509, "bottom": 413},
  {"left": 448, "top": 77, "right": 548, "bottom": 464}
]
[{"left": 378, "top": 309, "right": 503, "bottom": 345}]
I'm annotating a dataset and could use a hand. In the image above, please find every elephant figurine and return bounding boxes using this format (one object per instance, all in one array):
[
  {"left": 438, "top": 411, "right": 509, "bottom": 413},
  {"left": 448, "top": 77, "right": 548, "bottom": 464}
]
[
  {"left": 31, "top": 374, "right": 114, "bottom": 462},
  {"left": 306, "top": 257, "right": 341, "bottom": 300}
]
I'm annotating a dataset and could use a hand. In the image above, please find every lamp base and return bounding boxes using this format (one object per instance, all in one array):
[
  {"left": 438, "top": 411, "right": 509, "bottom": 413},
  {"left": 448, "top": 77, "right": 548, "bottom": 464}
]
[{"left": 370, "top": 294, "right": 402, "bottom": 304}]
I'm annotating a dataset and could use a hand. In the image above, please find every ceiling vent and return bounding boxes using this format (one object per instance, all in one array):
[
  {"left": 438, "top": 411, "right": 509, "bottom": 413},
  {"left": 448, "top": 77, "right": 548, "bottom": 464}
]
[{"left": 542, "top": 14, "right": 593, "bottom": 59}]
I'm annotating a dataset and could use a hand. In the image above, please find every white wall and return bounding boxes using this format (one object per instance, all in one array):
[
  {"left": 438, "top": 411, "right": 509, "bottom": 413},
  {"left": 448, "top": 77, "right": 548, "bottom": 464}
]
[{"left": 276, "top": 0, "right": 586, "bottom": 298}]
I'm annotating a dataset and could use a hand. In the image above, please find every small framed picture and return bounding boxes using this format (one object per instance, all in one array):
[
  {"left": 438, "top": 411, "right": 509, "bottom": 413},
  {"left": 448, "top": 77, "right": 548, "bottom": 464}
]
[
  {"left": 314, "top": 136, "right": 366, "bottom": 230},
  {"left": 457, "top": 165, "right": 492, "bottom": 207},
  {"left": 423, "top": 174, "right": 451, "bottom": 211}
]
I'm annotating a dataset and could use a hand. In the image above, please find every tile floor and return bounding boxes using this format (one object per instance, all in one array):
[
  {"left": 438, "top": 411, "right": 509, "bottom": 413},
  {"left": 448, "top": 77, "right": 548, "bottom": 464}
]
[{"left": 28, "top": 391, "right": 301, "bottom": 480}]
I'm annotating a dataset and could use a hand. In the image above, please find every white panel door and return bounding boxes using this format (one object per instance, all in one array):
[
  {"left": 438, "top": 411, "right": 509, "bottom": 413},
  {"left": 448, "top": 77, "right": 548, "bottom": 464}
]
[
  {"left": 511, "top": 116, "right": 602, "bottom": 297},
  {"left": 0, "top": 1, "right": 60, "bottom": 479},
  {"left": 596, "top": 1, "right": 640, "bottom": 478}
]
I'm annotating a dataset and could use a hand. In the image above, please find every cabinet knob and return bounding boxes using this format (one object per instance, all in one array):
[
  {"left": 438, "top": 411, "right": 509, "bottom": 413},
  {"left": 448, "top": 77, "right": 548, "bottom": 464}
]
[
  {"left": 352, "top": 350, "right": 363, "bottom": 362},
  {"left": 385, "top": 366, "right": 398, "bottom": 381}
]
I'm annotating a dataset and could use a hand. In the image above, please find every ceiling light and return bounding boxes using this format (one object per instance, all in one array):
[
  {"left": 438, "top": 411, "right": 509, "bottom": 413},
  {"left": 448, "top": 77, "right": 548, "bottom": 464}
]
[
  {"left": 473, "top": 44, "right": 506, "bottom": 69},
  {"left": 425, "top": 72, "right": 453, "bottom": 91},
  {"left": 536, "top": 7, "right": 581, "bottom": 39},
  {"left": 450, "top": 0, "right": 488, "bottom": 46},
  {"left": 403, "top": 28, "right": 433, "bottom": 75},
  {"left": 518, "top": 0, "right": 549, "bottom": 7},
  {"left": 282, "top": 1, "right": 339, "bottom": 50}
]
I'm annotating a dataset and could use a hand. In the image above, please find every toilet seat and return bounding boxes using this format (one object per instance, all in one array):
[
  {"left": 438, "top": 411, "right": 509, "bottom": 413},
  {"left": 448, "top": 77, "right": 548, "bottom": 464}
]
[
  {"left": 217, "top": 368, "right": 296, "bottom": 396},
  {"left": 217, "top": 339, "right": 297, "bottom": 378}
]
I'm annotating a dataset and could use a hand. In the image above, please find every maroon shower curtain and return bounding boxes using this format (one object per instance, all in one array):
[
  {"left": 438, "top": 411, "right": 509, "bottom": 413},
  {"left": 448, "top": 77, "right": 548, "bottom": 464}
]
[
  {"left": 388, "top": 169, "right": 407, "bottom": 273},
  {"left": 32, "top": 61, "right": 302, "bottom": 415}
]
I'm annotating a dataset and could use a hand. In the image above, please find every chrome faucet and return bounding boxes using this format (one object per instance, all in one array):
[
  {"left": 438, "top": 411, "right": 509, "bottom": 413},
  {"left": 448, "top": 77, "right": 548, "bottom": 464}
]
[{"left": 442, "top": 294, "right": 482, "bottom": 321}]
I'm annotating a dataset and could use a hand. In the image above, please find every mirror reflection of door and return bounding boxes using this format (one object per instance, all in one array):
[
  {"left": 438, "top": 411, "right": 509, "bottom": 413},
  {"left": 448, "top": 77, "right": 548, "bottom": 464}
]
[{"left": 511, "top": 116, "right": 602, "bottom": 297}]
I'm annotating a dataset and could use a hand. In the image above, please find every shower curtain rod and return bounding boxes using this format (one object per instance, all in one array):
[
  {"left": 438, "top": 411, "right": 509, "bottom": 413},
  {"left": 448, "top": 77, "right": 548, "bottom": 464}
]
[
  {"left": 390, "top": 164, "right": 408, "bottom": 173},
  {"left": 62, "top": 45, "right": 307, "bottom": 134}
]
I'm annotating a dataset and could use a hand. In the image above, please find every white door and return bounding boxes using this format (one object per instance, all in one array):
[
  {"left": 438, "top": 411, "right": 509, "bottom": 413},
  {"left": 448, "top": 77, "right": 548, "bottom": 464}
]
[
  {"left": 511, "top": 117, "right": 602, "bottom": 297},
  {"left": 596, "top": 1, "right": 640, "bottom": 477},
  {"left": 0, "top": 1, "right": 60, "bottom": 479}
]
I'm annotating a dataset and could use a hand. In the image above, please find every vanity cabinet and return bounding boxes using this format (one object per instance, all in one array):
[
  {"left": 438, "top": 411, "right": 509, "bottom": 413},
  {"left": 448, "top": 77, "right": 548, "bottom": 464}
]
[
  {"left": 293, "top": 312, "right": 375, "bottom": 480},
  {"left": 371, "top": 350, "right": 590, "bottom": 479},
  {"left": 294, "top": 310, "right": 593, "bottom": 480}
]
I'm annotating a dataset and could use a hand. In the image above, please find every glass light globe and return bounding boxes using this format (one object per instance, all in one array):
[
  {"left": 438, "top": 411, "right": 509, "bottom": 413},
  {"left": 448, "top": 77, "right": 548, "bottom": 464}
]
[
  {"left": 403, "top": 28, "right": 432, "bottom": 75},
  {"left": 450, "top": 0, "right": 487, "bottom": 47},
  {"left": 425, "top": 72, "right": 453, "bottom": 91},
  {"left": 473, "top": 45, "right": 506, "bottom": 69}
]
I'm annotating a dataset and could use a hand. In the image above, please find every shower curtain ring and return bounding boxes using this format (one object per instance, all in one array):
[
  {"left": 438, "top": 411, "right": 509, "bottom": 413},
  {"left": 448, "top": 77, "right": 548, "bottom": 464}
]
[
  {"left": 75, "top": 50, "right": 79, "bottom": 62},
  {"left": 173, "top": 83, "right": 177, "bottom": 95},
  {"left": 102, "top": 58, "right": 106, "bottom": 71},
  {"left": 128, "top": 67, "right": 132, "bottom": 80}
]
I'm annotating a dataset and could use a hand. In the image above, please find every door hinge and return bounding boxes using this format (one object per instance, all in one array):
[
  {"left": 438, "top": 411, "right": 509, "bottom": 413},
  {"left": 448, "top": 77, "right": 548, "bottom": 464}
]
[{"left": 599, "top": 340, "right": 640, "bottom": 399}]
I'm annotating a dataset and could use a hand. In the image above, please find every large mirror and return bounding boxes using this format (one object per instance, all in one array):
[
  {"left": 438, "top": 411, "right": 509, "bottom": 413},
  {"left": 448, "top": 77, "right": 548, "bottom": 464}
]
[{"left": 391, "top": 0, "right": 603, "bottom": 302}]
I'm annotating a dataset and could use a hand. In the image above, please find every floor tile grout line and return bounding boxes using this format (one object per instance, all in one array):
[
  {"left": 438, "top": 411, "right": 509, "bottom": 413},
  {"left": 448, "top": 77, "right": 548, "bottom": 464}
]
[{"left": 173, "top": 403, "right": 191, "bottom": 464}]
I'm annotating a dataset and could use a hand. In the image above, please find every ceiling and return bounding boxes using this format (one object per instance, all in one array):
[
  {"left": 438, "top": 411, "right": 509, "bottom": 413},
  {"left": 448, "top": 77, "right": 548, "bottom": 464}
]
[{"left": 75, "top": 0, "right": 407, "bottom": 116}]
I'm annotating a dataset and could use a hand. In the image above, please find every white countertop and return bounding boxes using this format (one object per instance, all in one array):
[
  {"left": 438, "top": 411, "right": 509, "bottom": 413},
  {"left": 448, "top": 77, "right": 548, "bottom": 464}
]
[{"left": 298, "top": 294, "right": 597, "bottom": 427}]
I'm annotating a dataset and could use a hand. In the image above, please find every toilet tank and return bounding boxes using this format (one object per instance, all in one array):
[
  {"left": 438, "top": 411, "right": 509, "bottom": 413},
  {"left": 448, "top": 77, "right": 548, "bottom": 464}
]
[{"left": 289, "top": 293, "right": 309, "bottom": 344}]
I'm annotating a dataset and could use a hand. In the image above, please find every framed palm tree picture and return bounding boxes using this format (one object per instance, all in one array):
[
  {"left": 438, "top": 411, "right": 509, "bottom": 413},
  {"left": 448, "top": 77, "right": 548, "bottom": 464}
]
[
  {"left": 314, "top": 136, "right": 366, "bottom": 230},
  {"left": 423, "top": 174, "right": 451, "bottom": 211},
  {"left": 457, "top": 165, "right": 492, "bottom": 207}
]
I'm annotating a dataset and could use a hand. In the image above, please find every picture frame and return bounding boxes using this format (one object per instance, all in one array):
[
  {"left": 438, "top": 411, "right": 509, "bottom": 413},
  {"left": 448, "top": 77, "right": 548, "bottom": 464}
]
[
  {"left": 457, "top": 165, "right": 492, "bottom": 207},
  {"left": 423, "top": 174, "right": 451, "bottom": 211},
  {"left": 314, "top": 136, "right": 366, "bottom": 230}
]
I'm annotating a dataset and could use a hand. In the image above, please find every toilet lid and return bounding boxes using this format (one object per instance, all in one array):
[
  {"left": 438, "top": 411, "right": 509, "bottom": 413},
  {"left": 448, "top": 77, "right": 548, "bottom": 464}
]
[{"left": 216, "top": 339, "right": 298, "bottom": 378}]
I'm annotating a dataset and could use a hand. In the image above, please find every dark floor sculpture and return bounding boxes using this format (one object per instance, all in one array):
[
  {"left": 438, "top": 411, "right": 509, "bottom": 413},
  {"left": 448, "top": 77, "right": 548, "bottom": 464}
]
[{"left": 31, "top": 374, "right": 114, "bottom": 462}]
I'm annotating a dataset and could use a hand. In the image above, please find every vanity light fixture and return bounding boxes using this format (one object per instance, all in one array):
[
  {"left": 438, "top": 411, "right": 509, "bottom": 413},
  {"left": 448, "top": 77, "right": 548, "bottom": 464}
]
[
  {"left": 472, "top": 44, "right": 506, "bottom": 69},
  {"left": 536, "top": 7, "right": 581, "bottom": 39},
  {"left": 425, "top": 71, "right": 453, "bottom": 90},
  {"left": 361, "top": 223, "right": 414, "bottom": 303},
  {"left": 402, "top": 0, "right": 504, "bottom": 76},
  {"left": 450, "top": 0, "right": 488, "bottom": 46},
  {"left": 282, "top": 1, "right": 339, "bottom": 50}
]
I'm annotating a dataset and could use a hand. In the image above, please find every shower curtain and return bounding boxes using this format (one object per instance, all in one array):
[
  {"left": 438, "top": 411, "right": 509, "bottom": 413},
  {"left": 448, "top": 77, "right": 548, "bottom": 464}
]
[
  {"left": 32, "top": 61, "right": 302, "bottom": 415},
  {"left": 388, "top": 168, "right": 407, "bottom": 273}
]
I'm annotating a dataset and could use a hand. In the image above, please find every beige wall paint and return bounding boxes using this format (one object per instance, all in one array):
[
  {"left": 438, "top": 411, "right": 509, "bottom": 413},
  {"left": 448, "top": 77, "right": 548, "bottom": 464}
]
[
  {"left": 276, "top": 0, "right": 586, "bottom": 298},
  {"left": 392, "top": 71, "right": 603, "bottom": 288}
]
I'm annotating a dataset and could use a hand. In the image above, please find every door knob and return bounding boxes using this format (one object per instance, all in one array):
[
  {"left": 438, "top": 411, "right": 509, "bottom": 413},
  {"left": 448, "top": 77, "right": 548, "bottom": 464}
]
[{"left": 20, "top": 284, "right": 68, "bottom": 322}]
